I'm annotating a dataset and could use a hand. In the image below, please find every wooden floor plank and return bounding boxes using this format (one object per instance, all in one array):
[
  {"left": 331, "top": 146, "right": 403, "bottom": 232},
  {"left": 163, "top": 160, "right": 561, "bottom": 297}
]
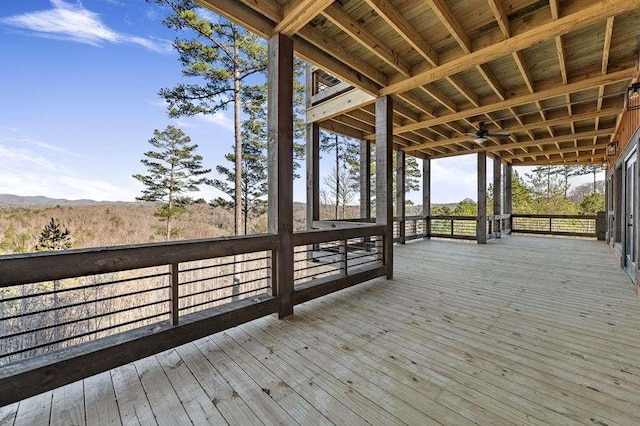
[
  {"left": 173, "top": 343, "right": 261, "bottom": 426},
  {"left": 50, "top": 381, "right": 85, "bottom": 426},
  {"left": 84, "top": 372, "right": 121, "bottom": 426},
  {"left": 7, "top": 236, "right": 640, "bottom": 426},
  {"left": 134, "top": 356, "right": 191, "bottom": 426},
  {"left": 13, "top": 392, "right": 52, "bottom": 426},
  {"left": 110, "top": 364, "right": 156, "bottom": 426},
  {"left": 0, "top": 403, "right": 18, "bottom": 426},
  {"left": 210, "top": 331, "right": 333, "bottom": 425},
  {"left": 225, "top": 326, "right": 370, "bottom": 426},
  {"left": 155, "top": 349, "right": 227, "bottom": 425}
]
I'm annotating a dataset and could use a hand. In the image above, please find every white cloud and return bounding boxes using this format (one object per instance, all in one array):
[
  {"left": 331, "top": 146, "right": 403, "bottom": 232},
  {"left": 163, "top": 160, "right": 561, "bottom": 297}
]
[
  {"left": 0, "top": 142, "right": 135, "bottom": 201},
  {"left": 0, "top": 0, "right": 173, "bottom": 54},
  {"left": 196, "top": 112, "right": 234, "bottom": 130}
]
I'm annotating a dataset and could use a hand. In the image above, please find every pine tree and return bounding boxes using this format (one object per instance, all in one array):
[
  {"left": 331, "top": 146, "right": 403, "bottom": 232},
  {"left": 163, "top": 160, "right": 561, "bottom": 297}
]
[
  {"left": 574, "top": 165, "right": 605, "bottom": 195},
  {"left": 35, "top": 218, "right": 71, "bottom": 252},
  {"left": 133, "top": 125, "right": 211, "bottom": 240},
  {"left": 151, "top": 0, "right": 267, "bottom": 236},
  {"left": 211, "top": 85, "right": 268, "bottom": 234}
]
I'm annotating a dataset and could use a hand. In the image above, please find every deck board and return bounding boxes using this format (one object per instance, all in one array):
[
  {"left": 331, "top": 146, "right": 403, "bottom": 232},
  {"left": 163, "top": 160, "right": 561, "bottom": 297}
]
[{"left": 7, "top": 236, "right": 640, "bottom": 425}]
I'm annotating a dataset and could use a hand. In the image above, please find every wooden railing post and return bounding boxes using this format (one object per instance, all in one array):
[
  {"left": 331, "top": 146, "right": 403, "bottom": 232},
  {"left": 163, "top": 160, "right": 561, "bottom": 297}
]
[
  {"left": 596, "top": 211, "right": 606, "bottom": 241},
  {"left": 423, "top": 159, "right": 431, "bottom": 239},
  {"left": 169, "top": 263, "right": 179, "bottom": 326},
  {"left": 376, "top": 95, "right": 394, "bottom": 279},
  {"left": 339, "top": 239, "right": 348, "bottom": 276},
  {"left": 477, "top": 151, "right": 487, "bottom": 244},
  {"left": 267, "top": 33, "right": 294, "bottom": 319}
]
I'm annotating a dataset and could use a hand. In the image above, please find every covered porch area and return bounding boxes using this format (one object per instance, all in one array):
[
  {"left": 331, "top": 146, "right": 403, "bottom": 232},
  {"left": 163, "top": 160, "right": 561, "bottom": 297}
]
[{"left": 3, "top": 236, "right": 639, "bottom": 425}]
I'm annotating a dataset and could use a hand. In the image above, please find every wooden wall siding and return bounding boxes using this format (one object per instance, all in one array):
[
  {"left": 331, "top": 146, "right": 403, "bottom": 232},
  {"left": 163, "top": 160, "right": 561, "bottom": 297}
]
[
  {"left": 197, "top": 0, "right": 640, "bottom": 166},
  {"left": 607, "top": 91, "right": 640, "bottom": 169}
]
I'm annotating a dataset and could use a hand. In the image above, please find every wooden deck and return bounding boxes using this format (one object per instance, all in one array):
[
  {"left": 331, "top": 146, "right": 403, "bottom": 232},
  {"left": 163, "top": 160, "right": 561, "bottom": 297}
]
[{"left": 2, "top": 236, "right": 640, "bottom": 425}]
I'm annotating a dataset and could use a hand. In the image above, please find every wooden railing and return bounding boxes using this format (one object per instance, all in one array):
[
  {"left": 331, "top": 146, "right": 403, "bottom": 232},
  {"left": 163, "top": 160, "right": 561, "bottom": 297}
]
[
  {"left": 0, "top": 225, "right": 386, "bottom": 405},
  {"left": 511, "top": 214, "right": 598, "bottom": 238}
]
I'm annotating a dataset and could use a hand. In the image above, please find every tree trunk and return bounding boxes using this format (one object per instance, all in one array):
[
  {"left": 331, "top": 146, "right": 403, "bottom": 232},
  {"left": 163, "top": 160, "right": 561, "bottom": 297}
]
[
  {"left": 232, "top": 24, "right": 243, "bottom": 237},
  {"left": 593, "top": 169, "right": 597, "bottom": 195},
  {"left": 166, "top": 166, "right": 174, "bottom": 241},
  {"left": 335, "top": 135, "right": 339, "bottom": 219},
  {"left": 564, "top": 169, "right": 569, "bottom": 199}
]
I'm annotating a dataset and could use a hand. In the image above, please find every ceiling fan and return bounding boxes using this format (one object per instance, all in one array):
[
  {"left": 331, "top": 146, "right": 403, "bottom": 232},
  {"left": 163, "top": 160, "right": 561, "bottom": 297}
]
[{"left": 466, "top": 122, "right": 511, "bottom": 144}]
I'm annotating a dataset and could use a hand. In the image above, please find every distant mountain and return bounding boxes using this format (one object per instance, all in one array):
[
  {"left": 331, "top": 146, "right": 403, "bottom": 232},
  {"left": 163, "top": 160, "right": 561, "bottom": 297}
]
[{"left": 0, "top": 194, "right": 100, "bottom": 207}]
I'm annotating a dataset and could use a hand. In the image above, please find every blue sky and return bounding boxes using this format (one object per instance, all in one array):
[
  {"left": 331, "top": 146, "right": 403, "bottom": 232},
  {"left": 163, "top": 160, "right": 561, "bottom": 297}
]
[{"left": 0, "top": 1, "right": 599, "bottom": 205}]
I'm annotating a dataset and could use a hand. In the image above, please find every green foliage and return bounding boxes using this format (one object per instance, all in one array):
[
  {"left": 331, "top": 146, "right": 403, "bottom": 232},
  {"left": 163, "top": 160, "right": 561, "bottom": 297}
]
[
  {"left": 431, "top": 205, "right": 452, "bottom": 215},
  {"left": 579, "top": 193, "right": 605, "bottom": 214},
  {"left": 453, "top": 198, "right": 477, "bottom": 216},
  {"left": 133, "top": 125, "right": 211, "bottom": 240},
  {"left": 36, "top": 218, "right": 71, "bottom": 252}
]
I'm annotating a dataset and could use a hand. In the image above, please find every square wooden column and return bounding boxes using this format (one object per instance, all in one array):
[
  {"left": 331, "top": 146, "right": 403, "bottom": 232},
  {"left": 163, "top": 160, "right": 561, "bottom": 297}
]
[
  {"left": 493, "top": 157, "right": 502, "bottom": 238},
  {"left": 396, "top": 150, "right": 406, "bottom": 244},
  {"left": 477, "top": 151, "right": 487, "bottom": 244},
  {"left": 636, "top": 140, "right": 640, "bottom": 288},
  {"left": 359, "top": 140, "right": 371, "bottom": 220},
  {"left": 504, "top": 162, "right": 512, "bottom": 234},
  {"left": 423, "top": 158, "right": 431, "bottom": 238},
  {"left": 376, "top": 96, "right": 394, "bottom": 279},
  {"left": 267, "top": 33, "right": 294, "bottom": 318}
]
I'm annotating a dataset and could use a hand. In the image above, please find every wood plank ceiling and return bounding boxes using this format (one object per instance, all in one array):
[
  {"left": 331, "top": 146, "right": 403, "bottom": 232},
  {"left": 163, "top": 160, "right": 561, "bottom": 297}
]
[{"left": 198, "top": 0, "right": 640, "bottom": 166}]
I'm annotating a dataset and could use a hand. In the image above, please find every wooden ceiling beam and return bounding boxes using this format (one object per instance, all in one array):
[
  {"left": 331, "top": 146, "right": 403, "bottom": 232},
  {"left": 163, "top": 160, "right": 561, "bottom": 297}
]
[
  {"left": 322, "top": 4, "right": 411, "bottom": 76},
  {"left": 513, "top": 152, "right": 607, "bottom": 166},
  {"left": 298, "top": 26, "right": 388, "bottom": 85},
  {"left": 273, "top": 0, "right": 333, "bottom": 35},
  {"left": 363, "top": 0, "right": 439, "bottom": 66},
  {"left": 202, "top": 0, "right": 381, "bottom": 95},
  {"left": 425, "top": 129, "right": 613, "bottom": 159},
  {"left": 477, "top": 64, "right": 505, "bottom": 100},
  {"left": 446, "top": 75, "right": 480, "bottom": 107},
  {"left": 387, "top": 67, "right": 633, "bottom": 135},
  {"left": 487, "top": 0, "right": 510, "bottom": 38},
  {"left": 402, "top": 120, "right": 611, "bottom": 151},
  {"left": 397, "top": 92, "right": 437, "bottom": 117},
  {"left": 381, "top": 0, "right": 640, "bottom": 96},
  {"left": 502, "top": 143, "right": 610, "bottom": 160},
  {"left": 306, "top": 88, "right": 374, "bottom": 123},
  {"left": 602, "top": 17, "right": 615, "bottom": 75},
  {"left": 420, "top": 84, "right": 457, "bottom": 112},
  {"left": 427, "top": 0, "right": 472, "bottom": 53}
]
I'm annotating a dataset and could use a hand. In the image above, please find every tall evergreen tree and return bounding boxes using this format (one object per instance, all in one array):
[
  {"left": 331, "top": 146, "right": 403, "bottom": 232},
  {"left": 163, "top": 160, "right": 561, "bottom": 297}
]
[
  {"left": 151, "top": 0, "right": 267, "bottom": 236},
  {"left": 211, "top": 85, "right": 268, "bottom": 234},
  {"left": 133, "top": 125, "right": 211, "bottom": 240},
  {"left": 575, "top": 165, "right": 605, "bottom": 195}
]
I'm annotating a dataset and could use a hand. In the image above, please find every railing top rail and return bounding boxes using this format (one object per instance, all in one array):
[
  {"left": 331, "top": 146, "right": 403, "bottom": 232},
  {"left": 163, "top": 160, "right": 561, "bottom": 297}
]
[
  {"left": 429, "top": 215, "right": 476, "bottom": 220},
  {"left": 293, "top": 224, "right": 385, "bottom": 246},
  {"left": 0, "top": 234, "right": 279, "bottom": 288},
  {"left": 511, "top": 214, "right": 597, "bottom": 219}
]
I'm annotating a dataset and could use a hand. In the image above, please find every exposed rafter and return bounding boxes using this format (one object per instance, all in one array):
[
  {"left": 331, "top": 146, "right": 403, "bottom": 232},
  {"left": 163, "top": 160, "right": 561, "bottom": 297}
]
[{"left": 273, "top": 0, "right": 333, "bottom": 35}]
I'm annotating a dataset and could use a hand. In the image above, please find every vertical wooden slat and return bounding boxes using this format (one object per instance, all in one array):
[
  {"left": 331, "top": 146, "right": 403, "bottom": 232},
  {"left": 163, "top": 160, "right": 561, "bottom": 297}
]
[
  {"left": 477, "top": 151, "right": 487, "bottom": 244},
  {"left": 339, "top": 240, "right": 348, "bottom": 276},
  {"left": 170, "top": 263, "right": 179, "bottom": 326},
  {"left": 396, "top": 150, "right": 406, "bottom": 244},
  {"left": 423, "top": 158, "right": 431, "bottom": 238},
  {"left": 359, "top": 140, "right": 371, "bottom": 220},
  {"left": 267, "top": 33, "right": 294, "bottom": 319},
  {"left": 493, "top": 157, "right": 502, "bottom": 238},
  {"left": 376, "top": 96, "right": 394, "bottom": 279}
]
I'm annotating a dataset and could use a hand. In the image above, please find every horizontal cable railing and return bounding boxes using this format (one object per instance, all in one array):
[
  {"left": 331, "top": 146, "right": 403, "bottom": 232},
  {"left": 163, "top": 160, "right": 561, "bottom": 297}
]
[
  {"left": 293, "top": 224, "right": 387, "bottom": 304},
  {"left": 511, "top": 214, "right": 597, "bottom": 238},
  {"left": 0, "top": 235, "right": 277, "bottom": 367},
  {"left": 429, "top": 215, "right": 477, "bottom": 240}
]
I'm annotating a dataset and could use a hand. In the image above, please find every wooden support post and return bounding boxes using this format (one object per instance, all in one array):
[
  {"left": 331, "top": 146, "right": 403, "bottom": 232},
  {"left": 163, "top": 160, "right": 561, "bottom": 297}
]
[
  {"left": 477, "top": 151, "right": 487, "bottom": 244},
  {"left": 423, "top": 158, "right": 431, "bottom": 238},
  {"left": 306, "top": 65, "right": 320, "bottom": 230},
  {"left": 359, "top": 140, "right": 371, "bottom": 221},
  {"left": 636, "top": 140, "right": 640, "bottom": 289},
  {"left": 170, "top": 263, "right": 179, "bottom": 326},
  {"left": 267, "top": 33, "right": 294, "bottom": 319},
  {"left": 504, "top": 163, "right": 513, "bottom": 234},
  {"left": 396, "top": 150, "right": 406, "bottom": 244},
  {"left": 376, "top": 96, "right": 394, "bottom": 279},
  {"left": 493, "top": 157, "right": 502, "bottom": 238},
  {"left": 339, "top": 239, "right": 348, "bottom": 276}
]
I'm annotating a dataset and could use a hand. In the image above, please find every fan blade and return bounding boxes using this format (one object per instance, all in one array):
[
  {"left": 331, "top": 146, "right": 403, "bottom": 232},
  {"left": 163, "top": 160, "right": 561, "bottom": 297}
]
[{"left": 487, "top": 133, "right": 511, "bottom": 138}]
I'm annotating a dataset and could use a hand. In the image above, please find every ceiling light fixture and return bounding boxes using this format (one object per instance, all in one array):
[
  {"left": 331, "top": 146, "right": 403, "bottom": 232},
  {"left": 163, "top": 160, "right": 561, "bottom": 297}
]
[{"left": 627, "top": 82, "right": 640, "bottom": 110}]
